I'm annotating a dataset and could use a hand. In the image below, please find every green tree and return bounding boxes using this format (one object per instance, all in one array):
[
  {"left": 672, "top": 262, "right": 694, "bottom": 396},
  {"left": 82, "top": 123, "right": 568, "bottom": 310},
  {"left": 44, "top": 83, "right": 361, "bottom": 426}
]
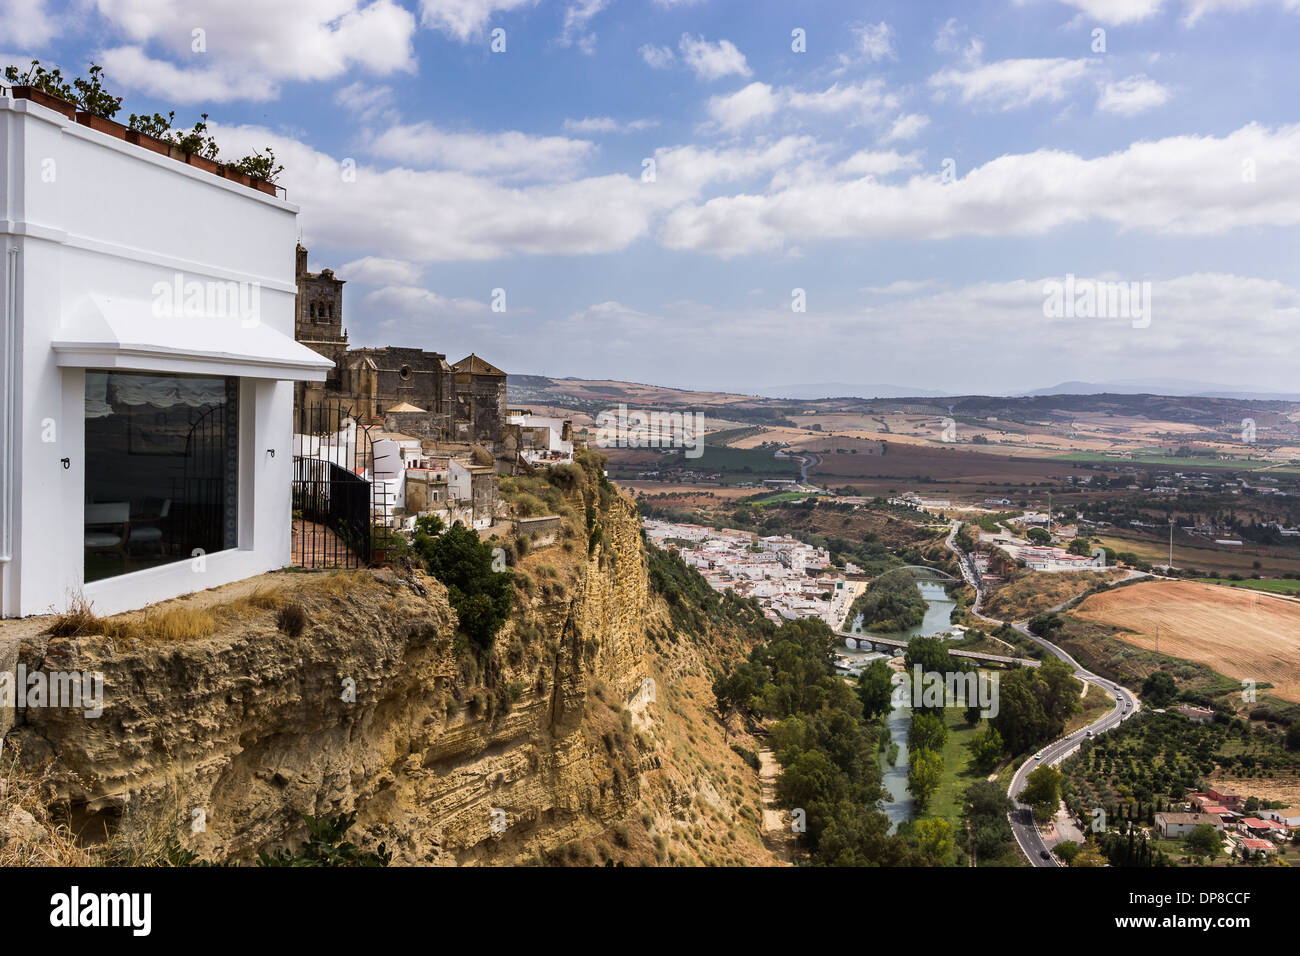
[
  {"left": 908, "top": 748, "right": 943, "bottom": 811},
  {"left": 913, "top": 818, "right": 955, "bottom": 866},
  {"left": 909, "top": 712, "right": 949, "bottom": 754},
  {"left": 1186, "top": 823, "right": 1222, "bottom": 860},
  {"left": 414, "top": 523, "right": 513, "bottom": 653},
  {"left": 856, "top": 659, "right": 894, "bottom": 719},
  {"left": 970, "top": 725, "right": 1005, "bottom": 773},
  {"left": 1023, "top": 764, "right": 1063, "bottom": 823},
  {"left": 1142, "top": 670, "right": 1178, "bottom": 707},
  {"left": 1286, "top": 723, "right": 1300, "bottom": 751},
  {"left": 992, "top": 670, "right": 1048, "bottom": 753}
]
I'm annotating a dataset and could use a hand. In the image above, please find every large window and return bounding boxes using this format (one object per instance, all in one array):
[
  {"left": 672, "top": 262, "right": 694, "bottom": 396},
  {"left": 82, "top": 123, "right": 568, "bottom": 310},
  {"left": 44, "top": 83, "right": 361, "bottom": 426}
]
[{"left": 84, "top": 371, "right": 238, "bottom": 583}]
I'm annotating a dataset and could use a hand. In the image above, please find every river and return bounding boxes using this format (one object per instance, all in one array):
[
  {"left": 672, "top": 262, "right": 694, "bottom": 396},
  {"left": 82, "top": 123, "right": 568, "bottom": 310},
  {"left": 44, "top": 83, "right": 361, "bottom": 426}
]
[{"left": 840, "top": 580, "right": 956, "bottom": 832}]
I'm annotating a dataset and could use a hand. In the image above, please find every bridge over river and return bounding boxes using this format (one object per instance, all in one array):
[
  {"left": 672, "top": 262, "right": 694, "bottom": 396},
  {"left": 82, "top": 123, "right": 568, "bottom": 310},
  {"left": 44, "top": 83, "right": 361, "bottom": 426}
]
[{"left": 833, "top": 630, "right": 1041, "bottom": 668}]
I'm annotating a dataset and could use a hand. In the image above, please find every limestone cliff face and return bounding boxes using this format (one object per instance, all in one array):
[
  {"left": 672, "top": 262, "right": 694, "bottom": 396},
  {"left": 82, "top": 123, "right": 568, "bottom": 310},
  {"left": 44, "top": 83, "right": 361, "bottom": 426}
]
[{"left": 7, "top": 495, "right": 655, "bottom": 864}]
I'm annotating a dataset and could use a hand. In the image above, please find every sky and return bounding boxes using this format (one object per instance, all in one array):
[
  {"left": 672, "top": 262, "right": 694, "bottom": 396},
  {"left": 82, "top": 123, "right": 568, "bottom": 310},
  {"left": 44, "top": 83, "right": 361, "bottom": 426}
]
[{"left": 3, "top": 0, "right": 1299, "bottom": 396}]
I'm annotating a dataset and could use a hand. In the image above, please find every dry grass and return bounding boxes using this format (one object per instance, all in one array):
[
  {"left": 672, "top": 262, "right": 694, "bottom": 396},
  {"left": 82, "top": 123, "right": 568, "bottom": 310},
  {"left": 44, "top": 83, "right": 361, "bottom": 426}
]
[
  {"left": 311, "top": 569, "right": 376, "bottom": 599},
  {"left": 1074, "top": 580, "right": 1300, "bottom": 701},
  {"left": 45, "top": 603, "right": 218, "bottom": 646},
  {"left": 42, "top": 580, "right": 299, "bottom": 647},
  {"left": 0, "top": 743, "right": 93, "bottom": 866},
  {"left": 982, "top": 569, "right": 1126, "bottom": 621},
  {"left": 1, "top": 741, "right": 212, "bottom": 867}
]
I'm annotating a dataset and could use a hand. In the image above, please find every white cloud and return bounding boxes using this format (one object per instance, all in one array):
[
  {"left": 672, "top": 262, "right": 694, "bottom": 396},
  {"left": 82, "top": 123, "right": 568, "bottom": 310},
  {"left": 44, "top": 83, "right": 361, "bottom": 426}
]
[
  {"left": 933, "top": 17, "right": 965, "bottom": 53},
  {"left": 639, "top": 42, "right": 675, "bottom": 69},
  {"left": 0, "top": 0, "right": 60, "bottom": 47},
  {"left": 861, "top": 279, "right": 946, "bottom": 295},
  {"left": 882, "top": 112, "right": 930, "bottom": 143},
  {"left": 654, "top": 137, "right": 823, "bottom": 193},
  {"left": 852, "top": 22, "right": 895, "bottom": 61},
  {"left": 1097, "top": 74, "right": 1172, "bottom": 115},
  {"left": 1028, "top": 0, "right": 1300, "bottom": 25},
  {"left": 563, "top": 115, "right": 658, "bottom": 133},
  {"left": 339, "top": 256, "right": 425, "bottom": 285},
  {"left": 334, "top": 81, "right": 394, "bottom": 113},
  {"left": 1180, "top": 0, "right": 1300, "bottom": 24},
  {"left": 364, "top": 284, "right": 490, "bottom": 319},
  {"left": 930, "top": 56, "right": 1093, "bottom": 111},
  {"left": 95, "top": 0, "right": 417, "bottom": 102},
  {"left": 708, "top": 78, "right": 901, "bottom": 132},
  {"left": 707, "top": 82, "right": 779, "bottom": 131},
  {"left": 97, "top": 46, "right": 275, "bottom": 102},
  {"left": 418, "top": 0, "right": 538, "bottom": 41},
  {"left": 1028, "top": 0, "right": 1165, "bottom": 24},
  {"left": 559, "top": 0, "right": 609, "bottom": 53},
  {"left": 365, "top": 121, "right": 596, "bottom": 180},
  {"left": 659, "top": 123, "right": 1300, "bottom": 256},
  {"left": 837, "top": 150, "right": 920, "bottom": 177},
  {"left": 207, "top": 122, "right": 808, "bottom": 263},
  {"left": 678, "top": 33, "right": 751, "bottom": 80}
]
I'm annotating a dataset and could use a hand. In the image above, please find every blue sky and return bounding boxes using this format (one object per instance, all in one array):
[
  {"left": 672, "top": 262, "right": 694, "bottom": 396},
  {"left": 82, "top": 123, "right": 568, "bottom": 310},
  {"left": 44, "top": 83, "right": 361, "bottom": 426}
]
[{"left": 4, "top": 0, "right": 1299, "bottom": 394}]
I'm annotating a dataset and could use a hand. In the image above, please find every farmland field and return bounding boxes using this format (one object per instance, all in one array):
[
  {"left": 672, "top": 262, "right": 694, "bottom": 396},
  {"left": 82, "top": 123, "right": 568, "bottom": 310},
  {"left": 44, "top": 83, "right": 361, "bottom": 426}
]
[{"left": 1072, "top": 580, "right": 1300, "bottom": 701}]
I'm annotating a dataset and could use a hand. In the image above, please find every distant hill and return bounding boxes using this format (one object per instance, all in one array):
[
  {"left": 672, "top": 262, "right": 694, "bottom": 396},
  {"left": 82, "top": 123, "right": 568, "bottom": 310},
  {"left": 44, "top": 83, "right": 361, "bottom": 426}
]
[
  {"left": 1025, "top": 379, "right": 1300, "bottom": 402},
  {"left": 506, "top": 374, "right": 1300, "bottom": 428},
  {"left": 754, "top": 382, "right": 952, "bottom": 400}
]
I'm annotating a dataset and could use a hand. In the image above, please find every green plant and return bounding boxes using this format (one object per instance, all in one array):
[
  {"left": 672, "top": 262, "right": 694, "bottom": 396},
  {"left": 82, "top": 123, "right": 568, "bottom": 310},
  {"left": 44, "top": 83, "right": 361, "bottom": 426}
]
[
  {"left": 72, "top": 64, "right": 121, "bottom": 118},
  {"left": 414, "top": 523, "right": 513, "bottom": 654},
  {"left": 256, "top": 812, "right": 390, "bottom": 867},
  {"left": 173, "top": 113, "right": 219, "bottom": 159},
  {"left": 4, "top": 60, "right": 74, "bottom": 100},
  {"left": 232, "top": 146, "right": 284, "bottom": 183},
  {"left": 128, "top": 110, "right": 175, "bottom": 138}
]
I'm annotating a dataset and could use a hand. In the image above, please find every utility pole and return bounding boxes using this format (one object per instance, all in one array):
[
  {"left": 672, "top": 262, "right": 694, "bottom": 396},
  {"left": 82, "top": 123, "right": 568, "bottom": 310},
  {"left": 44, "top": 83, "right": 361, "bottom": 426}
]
[
  {"left": 1168, "top": 517, "right": 1175, "bottom": 571},
  {"left": 1048, "top": 490, "right": 1053, "bottom": 536}
]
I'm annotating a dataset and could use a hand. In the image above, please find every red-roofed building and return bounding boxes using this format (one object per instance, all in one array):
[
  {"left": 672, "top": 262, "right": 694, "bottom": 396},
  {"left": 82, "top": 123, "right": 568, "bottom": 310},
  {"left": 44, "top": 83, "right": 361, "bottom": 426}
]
[
  {"left": 1239, "top": 837, "right": 1277, "bottom": 857},
  {"left": 1241, "top": 818, "right": 1285, "bottom": 834},
  {"left": 1207, "top": 786, "right": 1243, "bottom": 809}
]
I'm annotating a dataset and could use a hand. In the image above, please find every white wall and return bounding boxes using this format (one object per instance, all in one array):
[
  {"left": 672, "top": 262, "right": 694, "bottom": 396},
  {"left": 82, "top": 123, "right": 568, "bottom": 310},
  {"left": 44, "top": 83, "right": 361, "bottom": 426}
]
[{"left": 1, "top": 96, "right": 312, "bottom": 617}]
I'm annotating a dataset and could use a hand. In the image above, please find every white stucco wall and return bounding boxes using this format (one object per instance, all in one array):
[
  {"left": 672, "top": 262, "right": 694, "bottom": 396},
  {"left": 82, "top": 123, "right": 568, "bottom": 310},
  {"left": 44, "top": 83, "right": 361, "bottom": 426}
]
[{"left": 0, "top": 95, "right": 323, "bottom": 617}]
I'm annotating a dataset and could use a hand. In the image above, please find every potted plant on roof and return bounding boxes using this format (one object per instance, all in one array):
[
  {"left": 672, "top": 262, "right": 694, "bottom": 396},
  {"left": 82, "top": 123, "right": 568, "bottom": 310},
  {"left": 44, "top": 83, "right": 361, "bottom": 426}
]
[
  {"left": 71, "top": 65, "right": 125, "bottom": 138},
  {"left": 230, "top": 145, "right": 284, "bottom": 196},
  {"left": 4, "top": 60, "right": 77, "bottom": 119},
  {"left": 125, "top": 111, "right": 175, "bottom": 156},
  {"left": 174, "top": 113, "right": 221, "bottom": 173}
]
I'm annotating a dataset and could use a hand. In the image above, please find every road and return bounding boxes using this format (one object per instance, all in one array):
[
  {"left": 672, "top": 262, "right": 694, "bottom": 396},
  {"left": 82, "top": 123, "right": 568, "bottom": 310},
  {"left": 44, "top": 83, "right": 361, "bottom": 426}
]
[{"left": 943, "top": 520, "right": 1141, "bottom": 867}]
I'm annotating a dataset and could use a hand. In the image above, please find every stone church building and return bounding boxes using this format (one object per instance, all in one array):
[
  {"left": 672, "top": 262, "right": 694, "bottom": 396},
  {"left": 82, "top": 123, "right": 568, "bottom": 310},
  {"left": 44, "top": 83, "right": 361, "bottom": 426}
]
[{"left": 292, "top": 245, "right": 506, "bottom": 451}]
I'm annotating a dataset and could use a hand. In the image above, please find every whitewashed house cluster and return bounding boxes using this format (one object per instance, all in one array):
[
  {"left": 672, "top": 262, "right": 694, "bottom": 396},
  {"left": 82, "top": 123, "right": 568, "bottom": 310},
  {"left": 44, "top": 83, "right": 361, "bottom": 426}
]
[{"left": 1, "top": 91, "right": 331, "bottom": 617}]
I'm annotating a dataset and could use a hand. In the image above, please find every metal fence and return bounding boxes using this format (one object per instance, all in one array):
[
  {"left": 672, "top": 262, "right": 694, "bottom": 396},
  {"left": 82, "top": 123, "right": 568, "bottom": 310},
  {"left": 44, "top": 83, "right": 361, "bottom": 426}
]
[{"left": 291, "top": 401, "right": 386, "bottom": 569}]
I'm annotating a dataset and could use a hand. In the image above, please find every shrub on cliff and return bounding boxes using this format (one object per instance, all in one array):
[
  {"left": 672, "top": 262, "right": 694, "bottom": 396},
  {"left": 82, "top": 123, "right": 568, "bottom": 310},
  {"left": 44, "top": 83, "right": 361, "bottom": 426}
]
[
  {"left": 414, "top": 523, "right": 513, "bottom": 654},
  {"left": 256, "top": 812, "right": 390, "bottom": 867}
]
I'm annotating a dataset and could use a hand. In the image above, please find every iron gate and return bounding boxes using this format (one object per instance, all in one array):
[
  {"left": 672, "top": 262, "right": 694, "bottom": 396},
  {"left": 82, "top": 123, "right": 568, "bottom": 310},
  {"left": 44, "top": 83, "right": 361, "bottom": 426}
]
[{"left": 291, "top": 401, "right": 387, "bottom": 568}]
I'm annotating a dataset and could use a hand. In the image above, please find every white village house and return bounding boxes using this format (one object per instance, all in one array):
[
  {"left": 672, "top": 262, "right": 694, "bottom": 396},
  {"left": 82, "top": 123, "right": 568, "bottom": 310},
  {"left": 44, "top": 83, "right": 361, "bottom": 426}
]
[{"left": 1, "top": 91, "right": 332, "bottom": 617}]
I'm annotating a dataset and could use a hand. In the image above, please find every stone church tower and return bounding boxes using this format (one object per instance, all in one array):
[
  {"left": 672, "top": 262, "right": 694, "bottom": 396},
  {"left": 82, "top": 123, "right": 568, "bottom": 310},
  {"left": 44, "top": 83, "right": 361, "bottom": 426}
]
[{"left": 294, "top": 243, "right": 349, "bottom": 417}]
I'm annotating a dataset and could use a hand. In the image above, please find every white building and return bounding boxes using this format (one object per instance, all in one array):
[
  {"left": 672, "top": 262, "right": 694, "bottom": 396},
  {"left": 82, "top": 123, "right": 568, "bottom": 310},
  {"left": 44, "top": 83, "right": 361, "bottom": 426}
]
[
  {"left": 1, "top": 93, "right": 331, "bottom": 617},
  {"left": 508, "top": 412, "right": 574, "bottom": 464},
  {"left": 1261, "top": 807, "right": 1300, "bottom": 828}
]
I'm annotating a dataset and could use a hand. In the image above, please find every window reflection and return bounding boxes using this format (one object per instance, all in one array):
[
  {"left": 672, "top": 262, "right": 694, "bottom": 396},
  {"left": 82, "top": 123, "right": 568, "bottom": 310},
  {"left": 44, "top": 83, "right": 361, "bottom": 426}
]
[{"left": 84, "top": 371, "right": 238, "bottom": 583}]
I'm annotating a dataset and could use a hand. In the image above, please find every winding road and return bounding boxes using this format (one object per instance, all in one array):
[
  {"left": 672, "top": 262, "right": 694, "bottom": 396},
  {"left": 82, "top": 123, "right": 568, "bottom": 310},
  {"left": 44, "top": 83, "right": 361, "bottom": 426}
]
[{"left": 943, "top": 520, "right": 1141, "bottom": 866}]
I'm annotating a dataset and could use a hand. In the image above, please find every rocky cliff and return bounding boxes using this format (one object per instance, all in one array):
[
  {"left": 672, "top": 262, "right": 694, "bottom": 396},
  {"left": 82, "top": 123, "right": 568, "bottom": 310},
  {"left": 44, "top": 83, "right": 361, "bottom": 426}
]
[{"left": 3, "top": 490, "right": 777, "bottom": 866}]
